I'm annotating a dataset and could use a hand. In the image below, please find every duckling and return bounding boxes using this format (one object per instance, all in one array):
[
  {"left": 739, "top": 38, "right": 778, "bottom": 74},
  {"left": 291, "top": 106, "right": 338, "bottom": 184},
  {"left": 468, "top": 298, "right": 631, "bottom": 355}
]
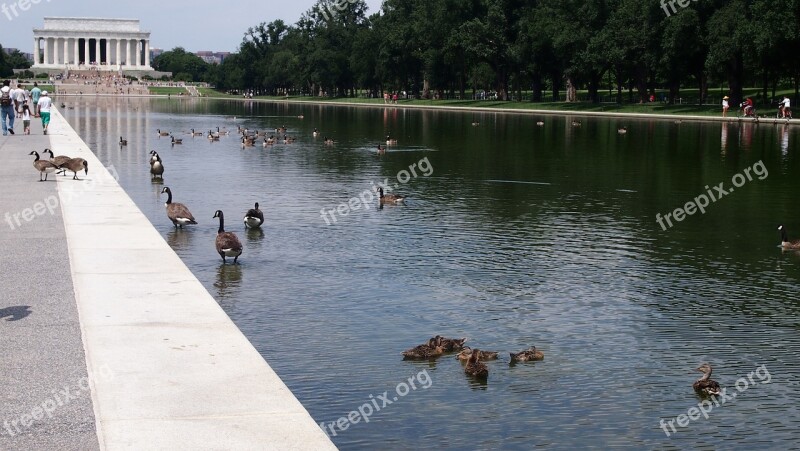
[
  {"left": 618, "top": 127, "right": 628, "bottom": 134},
  {"left": 401, "top": 338, "right": 445, "bottom": 360},
  {"left": 510, "top": 346, "right": 544, "bottom": 362},
  {"left": 432, "top": 336, "right": 468, "bottom": 352},
  {"left": 464, "top": 349, "right": 489, "bottom": 379},
  {"left": 778, "top": 225, "right": 800, "bottom": 250},
  {"left": 29, "top": 151, "right": 59, "bottom": 182},
  {"left": 157, "top": 128, "right": 170, "bottom": 137},
  {"left": 171, "top": 135, "right": 183, "bottom": 145},
  {"left": 386, "top": 135, "right": 398, "bottom": 145},
  {"left": 119, "top": 136, "right": 127, "bottom": 146},
  {"left": 693, "top": 363, "right": 721, "bottom": 395},
  {"left": 536, "top": 120, "right": 545, "bottom": 126},
  {"left": 377, "top": 187, "right": 405, "bottom": 204},
  {"left": 456, "top": 346, "right": 498, "bottom": 361}
]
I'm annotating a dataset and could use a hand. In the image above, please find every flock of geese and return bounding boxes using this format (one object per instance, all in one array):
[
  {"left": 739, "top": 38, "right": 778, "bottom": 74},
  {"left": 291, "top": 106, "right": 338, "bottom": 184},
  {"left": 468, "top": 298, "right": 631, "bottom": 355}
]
[
  {"left": 29, "top": 149, "right": 88, "bottom": 181},
  {"left": 401, "top": 335, "right": 544, "bottom": 380}
]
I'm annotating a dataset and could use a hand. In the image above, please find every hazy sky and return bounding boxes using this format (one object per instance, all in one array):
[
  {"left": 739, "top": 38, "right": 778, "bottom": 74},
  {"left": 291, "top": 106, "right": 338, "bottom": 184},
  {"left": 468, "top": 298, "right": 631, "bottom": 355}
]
[{"left": 1, "top": 0, "right": 384, "bottom": 53}]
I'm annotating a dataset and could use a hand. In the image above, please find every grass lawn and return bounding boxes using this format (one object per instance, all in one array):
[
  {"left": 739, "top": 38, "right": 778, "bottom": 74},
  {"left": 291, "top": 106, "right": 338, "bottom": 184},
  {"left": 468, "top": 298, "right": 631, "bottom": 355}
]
[
  {"left": 148, "top": 87, "right": 189, "bottom": 95},
  {"left": 21, "top": 84, "right": 54, "bottom": 92}
]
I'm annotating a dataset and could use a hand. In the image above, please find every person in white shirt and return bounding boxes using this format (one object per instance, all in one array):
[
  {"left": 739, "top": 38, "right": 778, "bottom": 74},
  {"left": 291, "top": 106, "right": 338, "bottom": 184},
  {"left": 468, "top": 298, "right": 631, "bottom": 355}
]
[
  {"left": 21, "top": 103, "right": 31, "bottom": 135},
  {"left": 780, "top": 96, "right": 791, "bottom": 118},
  {"left": 14, "top": 84, "right": 26, "bottom": 117},
  {"left": 36, "top": 91, "right": 53, "bottom": 135}
]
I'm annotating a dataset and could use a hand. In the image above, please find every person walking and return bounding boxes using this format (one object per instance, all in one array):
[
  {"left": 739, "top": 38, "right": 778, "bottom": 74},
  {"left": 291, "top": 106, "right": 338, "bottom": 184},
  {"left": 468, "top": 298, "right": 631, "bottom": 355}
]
[
  {"left": 30, "top": 82, "right": 41, "bottom": 118},
  {"left": 722, "top": 96, "right": 729, "bottom": 117},
  {"left": 36, "top": 90, "right": 53, "bottom": 135},
  {"left": 780, "top": 95, "right": 792, "bottom": 118},
  {"left": 14, "top": 84, "right": 26, "bottom": 118},
  {"left": 1, "top": 80, "right": 15, "bottom": 135}
]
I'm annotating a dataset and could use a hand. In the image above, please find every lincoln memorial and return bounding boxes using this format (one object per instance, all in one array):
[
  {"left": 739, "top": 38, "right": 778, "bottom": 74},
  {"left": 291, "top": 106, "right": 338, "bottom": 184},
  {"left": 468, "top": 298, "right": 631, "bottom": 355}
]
[{"left": 32, "top": 17, "right": 154, "bottom": 73}]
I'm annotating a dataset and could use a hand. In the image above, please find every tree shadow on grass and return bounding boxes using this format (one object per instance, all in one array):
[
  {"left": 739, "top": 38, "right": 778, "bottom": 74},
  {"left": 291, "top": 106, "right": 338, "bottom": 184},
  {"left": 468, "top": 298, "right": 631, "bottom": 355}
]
[{"left": 0, "top": 306, "right": 32, "bottom": 321}]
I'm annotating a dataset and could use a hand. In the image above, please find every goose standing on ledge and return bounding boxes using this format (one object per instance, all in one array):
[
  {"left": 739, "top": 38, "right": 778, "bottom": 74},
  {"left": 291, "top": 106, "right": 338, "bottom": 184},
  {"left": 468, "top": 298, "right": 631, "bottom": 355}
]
[
  {"left": 243, "top": 202, "right": 264, "bottom": 228},
  {"left": 213, "top": 210, "right": 243, "bottom": 264},
  {"left": 29, "top": 151, "right": 58, "bottom": 181},
  {"left": 43, "top": 148, "right": 71, "bottom": 172},
  {"left": 161, "top": 187, "right": 197, "bottom": 228},
  {"left": 778, "top": 225, "right": 800, "bottom": 250},
  {"left": 693, "top": 363, "right": 721, "bottom": 395},
  {"left": 58, "top": 158, "right": 89, "bottom": 180}
]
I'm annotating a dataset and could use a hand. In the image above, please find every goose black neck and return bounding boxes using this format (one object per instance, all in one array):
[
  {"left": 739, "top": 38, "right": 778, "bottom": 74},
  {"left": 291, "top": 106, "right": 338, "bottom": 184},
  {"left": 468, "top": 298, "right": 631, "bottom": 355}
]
[
  {"left": 164, "top": 189, "right": 172, "bottom": 204},
  {"left": 217, "top": 212, "right": 225, "bottom": 233},
  {"left": 781, "top": 227, "right": 789, "bottom": 242},
  {"left": 32, "top": 152, "right": 39, "bottom": 161}
]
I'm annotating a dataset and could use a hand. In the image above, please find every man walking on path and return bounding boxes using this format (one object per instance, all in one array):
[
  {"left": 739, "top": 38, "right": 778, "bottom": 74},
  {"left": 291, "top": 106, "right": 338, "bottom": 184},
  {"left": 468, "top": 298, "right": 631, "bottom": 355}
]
[
  {"left": 30, "top": 82, "right": 42, "bottom": 117},
  {"left": 1, "top": 80, "right": 15, "bottom": 135},
  {"left": 36, "top": 90, "right": 53, "bottom": 135}
]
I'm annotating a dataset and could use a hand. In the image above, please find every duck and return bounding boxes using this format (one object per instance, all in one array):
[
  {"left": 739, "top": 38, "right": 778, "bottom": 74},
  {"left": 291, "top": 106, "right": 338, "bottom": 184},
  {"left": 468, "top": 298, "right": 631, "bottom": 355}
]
[
  {"left": 778, "top": 225, "right": 800, "bottom": 250},
  {"left": 432, "top": 335, "right": 468, "bottom": 352},
  {"left": 693, "top": 363, "right": 722, "bottom": 396},
  {"left": 58, "top": 158, "right": 89, "bottom": 181},
  {"left": 243, "top": 202, "right": 264, "bottom": 228},
  {"left": 401, "top": 338, "right": 445, "bottom": 360},
  {"left": 386, "top": 135, "right": 398, "bottom": 145},
  {"left": 617, "top": 127, "right": 628, "bottom": 134},
  {"left": 509, "top": 346, "right": 544, "bottom": 362},
  {"left": 377, "top": 187, "right": 405, "bottom": 204},
  {"left": 29, "top": 151, "right": 59, "bottom": 182},
  {"left": 313, "top": 128, "right": 319, "bottom": 137},
  {"left": 456, "top": 346, "right": 498, "bottom": 361},
  {"left": 171, "top": 136, "right": 183, "bottom": 145},
  {"left": 213, "top": 210, "right": 243, "bottom": 264},
  {"left": 190, "top": 128, "right": 204, "bottom": 136},
  {"left": 536, "top": 120, "right": 545, "bottom": 126},
  {"left": 157, "top": 128, "right": 170, "bottom": 137},
  {"left": 42, "top": 148, "right": 71, "bottom": 170},
  {"left": 119, "top": 136, "right": 127, "bottom": 146},
  {"left": 161, "top": 187, "right": 197, "bottom": 228},
  {"left": 149, "top": 151, "right": 164, "bottom": 179},
  {"left": 464, "top": 349, "right": 489, "bottom": 379}
]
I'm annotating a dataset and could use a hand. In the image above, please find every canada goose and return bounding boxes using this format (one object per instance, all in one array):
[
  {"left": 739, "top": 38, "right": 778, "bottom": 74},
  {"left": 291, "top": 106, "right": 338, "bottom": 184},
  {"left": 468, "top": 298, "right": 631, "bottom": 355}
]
[
  {"left": 58, "top": 158, "right": 89, "bottom": 181},
  {"left": 386, "top": 135, "right": 398, "bottom": 145},
  {"left": 693, "top": 363, "right": 721, "bottom": 396},
  {"left": 571, "top": 120, "right": 582, "bottom": 127},
  {"left": 297, "top": 115, "right": 304, "bottom": 119},
  {"left": 313, "top": 128, "right": 319, "bottom": 137},
  {"left": 42, "top": 148, "right": 71, "bottom": 170},
  {"left": 119, "top": 136, "right": 127, "bottom": 146},
  {"left": 323, "top": 137, "right": 335, "bottom": 145},
  {"left": 241, "top": 136, "right": 255, "bottom": 148},
  {"left": 536, "top": 120, "right": 545, "bottom": 126},
  {"left": 213, "top": 210, "right": 243, "bottom": 264},
  {"left": 217, "top": 127, "right": 229, "bottom": 136},
  {"left": 60, "top": 103, "right": 66, "bottom": 109},
  {"left": 509, "top": 346, "right": 544, "bottom": 362},
  {"left": 161, "top": 187, "right": 197, "bottom": 228},
  {"left": 471, "top": 122, "right": 480, "bottom": 126},
  {"left": 243, "top": 202, "right": 264, "bottom": 228},
  {"left": 377, "top": 187, "right": 405, "bottom": 204},
  {"left": 149, "top": 151, "right": 164, "bottom": 179},
  {"left": 456, "top": 346, "right": 498, "bottom": 361},
  {"left": 29, "top": 151, "right": 59, "bottom": 181},
  {"left": 377, "top": 144, "right": 386, "bottom": 154},
  {"left": 464, "top": 349, "right": 489, "bottom": 379},
  {"left": 157, "top": 129, "right": 170, "bottom": 137},
  {"left": 171, "top": 136, "right": 183, "bottom": 145},
  {"left": 207, "top": 131, "right": 220, "bottom": 141},
  {"left": 190, "top": 128, "right": 203, "bottom": 136},
  {"left": 778, "top": 225, "right": 800, "bottom": 250},
  {"left": 255, "top": 130, "right": 266, "bottom": 137}
]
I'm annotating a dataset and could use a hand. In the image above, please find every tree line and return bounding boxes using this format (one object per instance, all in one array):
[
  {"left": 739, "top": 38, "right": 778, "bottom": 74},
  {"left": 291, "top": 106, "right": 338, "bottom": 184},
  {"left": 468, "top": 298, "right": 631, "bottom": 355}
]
[{"left": 159, "top": 0, "right": 800, "bottom": 106}]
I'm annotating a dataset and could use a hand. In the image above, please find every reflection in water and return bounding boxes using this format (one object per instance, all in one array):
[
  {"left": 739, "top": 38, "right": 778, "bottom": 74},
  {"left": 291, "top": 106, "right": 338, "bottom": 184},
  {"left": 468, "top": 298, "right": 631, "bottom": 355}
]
[
  {"left": 721, "top": 122, "right": 728, "bottom": 153},
  {"left": 245, "top": 227, "right": 265, "bottom": 245},
  {"left": 214, "top": 263, "right": 243, "bottom": 301},
  {"left": 781, "top": 124, "right": 789, "bottom": 156},
  {"left": 166, "top": 228, "right": 193, "bottom": 251}
]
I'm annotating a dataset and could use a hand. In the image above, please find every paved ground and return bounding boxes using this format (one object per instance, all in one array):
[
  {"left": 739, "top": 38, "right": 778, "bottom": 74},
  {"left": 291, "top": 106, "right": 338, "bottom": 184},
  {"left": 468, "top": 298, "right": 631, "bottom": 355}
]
[{"left": 0, "top": 115, "right": 99, "bottom": 449}]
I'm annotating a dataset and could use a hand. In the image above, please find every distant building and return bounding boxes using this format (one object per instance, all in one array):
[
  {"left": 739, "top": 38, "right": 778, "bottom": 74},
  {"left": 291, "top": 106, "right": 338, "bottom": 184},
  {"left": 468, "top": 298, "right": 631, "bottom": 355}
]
[
  {"left": 195, "top": 51, "right": 231, "bottom": 65},
  {"left": 150, "top": 47, "right": 164, "bottom": 60},
  {"left": 3, "top": 47, "right": 34, "bottom": 62}
]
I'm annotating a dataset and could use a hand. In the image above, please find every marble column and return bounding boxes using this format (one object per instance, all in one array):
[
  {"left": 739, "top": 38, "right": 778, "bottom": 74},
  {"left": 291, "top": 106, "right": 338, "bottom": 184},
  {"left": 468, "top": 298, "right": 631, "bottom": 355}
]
[
  {"left": 74, "top": 39, "right": 79, "bottom": 65},
  {"left": 144, "top": 40, "right": 150, "bottom": 68},
  {"left": 105, "top": 39, "right": 110, "bottom": 65},
  {"left": 84, "top": 39, "right": 90, "bottom": 65},
  {"left": 64, "top": 38, "right": 70, "bottom": 65},
  {"left": 33, "top": 37, "right": 38, "bottom": 65},
  {"left": 94, "top": 39, "right": 100, "bottom": 64},
  {"left": 125, "top": 40, "right": 131, "bottom": 67},
  {"left": 43, "top": 38, "right": 50, "bottom": 65},
  {"left": 115, "top": 39, "right": 121, "bottom": 66}
]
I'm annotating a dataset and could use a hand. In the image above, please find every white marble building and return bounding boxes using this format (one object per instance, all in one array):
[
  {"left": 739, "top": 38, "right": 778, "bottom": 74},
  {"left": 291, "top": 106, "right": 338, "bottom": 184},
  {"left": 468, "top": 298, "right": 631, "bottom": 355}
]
[{"left": 32, "top": 17, "right": 154, "bottom": 72}]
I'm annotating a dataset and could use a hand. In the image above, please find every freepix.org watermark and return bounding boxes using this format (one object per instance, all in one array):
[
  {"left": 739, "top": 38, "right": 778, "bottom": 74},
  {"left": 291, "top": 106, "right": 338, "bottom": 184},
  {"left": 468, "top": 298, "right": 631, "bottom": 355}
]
[
  {"left": 319, "top": 369, "right": 433, "bottom": 437},
  {"left": 660, "top": 0, "right": 699, "bottom": 18},
  {"left": 659, "top": 364, "right": 771, "bottom": 437},
  {"left": 318, "top": 0, "right": 358, "bottom": 21},
  {"left": 320, "top": 156, "right": 433, "bottom": 225},
  {"left": 2, "top": 0, "right": 51, "bottom": 21},
  {"left": 656, "top": 160, "right": 767, "bottom": 231}
]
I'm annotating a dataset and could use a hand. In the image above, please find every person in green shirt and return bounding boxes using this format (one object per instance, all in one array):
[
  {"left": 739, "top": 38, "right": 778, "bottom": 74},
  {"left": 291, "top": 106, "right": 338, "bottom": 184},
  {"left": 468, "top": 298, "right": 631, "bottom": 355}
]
[{"left": 30, "top": 83, "right": 41, "bottom": 118}]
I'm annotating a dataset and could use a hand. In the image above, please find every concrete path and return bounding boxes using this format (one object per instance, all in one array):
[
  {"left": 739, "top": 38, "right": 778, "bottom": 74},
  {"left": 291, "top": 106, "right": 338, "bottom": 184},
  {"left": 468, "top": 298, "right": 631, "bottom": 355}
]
[
  {"left": 1, "top": 110, "right": 336, "bottom": 450},
  {"left": 0, "top": 116, "right": 100, "bottom": 449}
]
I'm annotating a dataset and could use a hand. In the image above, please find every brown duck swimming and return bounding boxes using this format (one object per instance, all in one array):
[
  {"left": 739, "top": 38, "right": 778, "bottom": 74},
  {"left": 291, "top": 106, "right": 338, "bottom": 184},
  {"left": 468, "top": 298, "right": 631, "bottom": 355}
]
[
  {"left": 510, "top": 346, "right": 544, "bottom": 362},
  {"left": 693, "top": 363, "right": 721, "bottom": 395},
  {"left": 456, "top": 346, "right": 498, "bottom": 361},
  {"left": 432, "top": 335, "right": 467, "bottom": 352},
  {"left": 464, "top": 349, "right": 489, "bottom": 379},
  {"left": 401, "top": 338, "right": 445, "bottom": 360}
]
